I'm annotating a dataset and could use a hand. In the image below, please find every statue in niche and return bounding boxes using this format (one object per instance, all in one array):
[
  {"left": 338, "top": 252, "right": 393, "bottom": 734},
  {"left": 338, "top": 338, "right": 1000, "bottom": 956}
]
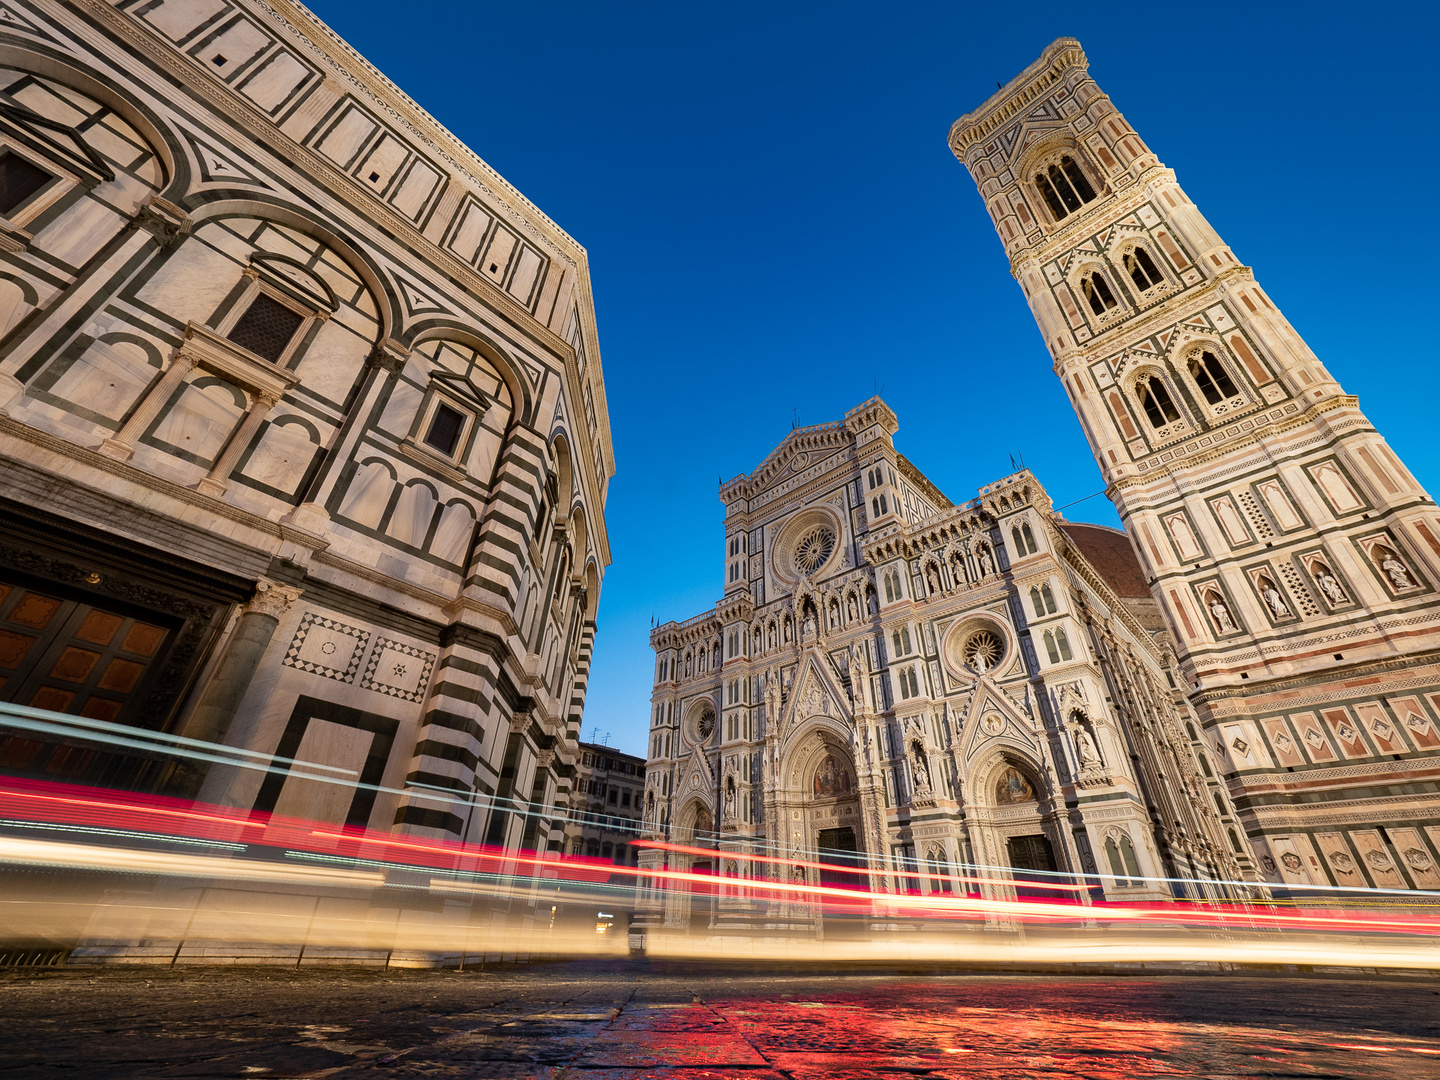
[
  {"left": 1313, "top": 564, "right": 1347, "bottom": 606},
  {"left": 996, "top": 767, "right": 1036, "bottom": 804},
  {"left": 828, "top": 600, "right": 839, "bottom": 629},
  {"left": 1207, "top": 593, "right": 1238, "bottom": 633},
  {"left": 866, "top": 587, "right": 878, "bottom": 615},
  {"left": 801, "top": 606, "right": 816, "bottom": 641},
  {"left": 950, "top": 550, "right": 967, "bottom": 584},
  {"left": 848, "top": 638, "right": 868, "bottom": 678},
  {"left": 977, "top": 544, "right": 996, "bottom": 578},
  {"left": 723, "top": 777, "right": 736, "bottom": 819},
  {"left": 813, "top": 753, "right": 852, "bottom": 796},
  {"left": 847, "top": 594, "right": 858, "bottom": 620},
  {"left": 1259, "top": 577, "right": 1290, "bottom": 619},
  {"left": 911, "top": 744, "right": 932, "bottom": 796},
  {"left": 1379, "top": 549, "right": 1414, "bottom": 590},
  {"left": 1074, "top": 726, "right": 1100, "bottom": 767},
  {"left": 925, "top": 563, "right": 941, "bottom": 595},
  {"left": 783, "top": 616, "right": 793, "bottom": 643}
]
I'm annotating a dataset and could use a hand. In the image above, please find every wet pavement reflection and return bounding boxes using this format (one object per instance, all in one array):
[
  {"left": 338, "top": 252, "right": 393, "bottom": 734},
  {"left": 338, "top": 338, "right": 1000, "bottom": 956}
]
[{"left": 1, "top": 961, "right": 1438, "bottom": 1078}]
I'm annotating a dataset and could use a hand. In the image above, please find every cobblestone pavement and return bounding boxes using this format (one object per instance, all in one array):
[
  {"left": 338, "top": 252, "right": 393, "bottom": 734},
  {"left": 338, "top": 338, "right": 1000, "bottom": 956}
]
[{"left": 2, "top": 961, "right": 1439, "bottom": 1079}]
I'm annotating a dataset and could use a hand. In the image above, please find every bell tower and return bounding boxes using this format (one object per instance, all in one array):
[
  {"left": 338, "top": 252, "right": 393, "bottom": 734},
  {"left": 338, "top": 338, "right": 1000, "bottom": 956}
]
[{"left": 951, "top": 39, "right": 1440, "bottom": 892}]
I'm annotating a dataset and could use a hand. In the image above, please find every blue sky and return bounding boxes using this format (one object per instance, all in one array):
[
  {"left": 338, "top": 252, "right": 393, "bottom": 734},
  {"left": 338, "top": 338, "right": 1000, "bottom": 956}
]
[{"left": 309, "top": 1, "right": 1438, "bottom": 756}]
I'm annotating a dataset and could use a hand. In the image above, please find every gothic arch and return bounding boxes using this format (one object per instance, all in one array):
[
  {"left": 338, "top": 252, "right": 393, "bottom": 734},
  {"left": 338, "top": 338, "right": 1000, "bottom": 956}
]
[
  {"left": 1170, "top": 336, "right": 1249, "bottom": 411},
  {"left": 677, "top": 797, "right": 715, "bottom": 843},
  {"left": 973, "top": 751, "right": 1045, "bottom": 809},
  {"left": 1066, "top": 258, "right": 1126, "bottom": 322}
]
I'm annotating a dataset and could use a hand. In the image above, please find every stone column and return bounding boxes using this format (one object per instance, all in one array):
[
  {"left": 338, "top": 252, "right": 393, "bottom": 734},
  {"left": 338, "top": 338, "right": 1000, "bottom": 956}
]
[
  {"left": 181, "top": 579, "right": 302, "bottom": 748},
  {"left": 100, "top": 351, "right": 198, "bottom": 461},
  {"left": 196, "top": 389, "right": 280, "bottom": 498}
]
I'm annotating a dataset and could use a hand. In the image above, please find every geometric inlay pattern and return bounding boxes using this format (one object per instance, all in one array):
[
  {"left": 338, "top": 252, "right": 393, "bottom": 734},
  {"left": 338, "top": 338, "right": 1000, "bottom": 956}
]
[
  {"left": 282, "top": 611, "right": 370, "bottom": 683},
  {"left": 361, "top": 636, "right": 436, "bottom": 702}
]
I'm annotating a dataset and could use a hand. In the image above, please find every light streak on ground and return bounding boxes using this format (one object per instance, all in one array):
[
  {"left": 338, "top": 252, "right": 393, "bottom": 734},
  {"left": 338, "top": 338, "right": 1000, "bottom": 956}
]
[{"left": 1, "top": 707, "right": 1437, "bottom": 972}]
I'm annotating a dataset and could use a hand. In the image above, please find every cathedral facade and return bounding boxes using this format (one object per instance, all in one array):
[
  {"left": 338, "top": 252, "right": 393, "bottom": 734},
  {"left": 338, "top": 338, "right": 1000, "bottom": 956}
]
[
  {"left": 951, "top": 40, "right": 1440, "bottom": 891},
  {"left": 0, "top": 0, "right": 612, "bottom": 855},
  {"left": 637, "top": 398, "right": 1244, "bottom": 932}
]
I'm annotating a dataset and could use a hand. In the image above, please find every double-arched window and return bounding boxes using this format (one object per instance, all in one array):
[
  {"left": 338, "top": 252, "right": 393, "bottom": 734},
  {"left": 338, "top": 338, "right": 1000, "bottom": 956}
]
[
  {"left": 882, "top": 568, "right": 903, "bottom": 603},
  {"left": 1136, "top": 376, "right": 1181, "bottom": 429},
  {"left": 1188, "top": 349, "right": 1239, "bottom": 405},
  {"left": 1104, "top": 832, "right": 1143, "bottom": 887},
  {"left": 1124, "top": 247, "right": 1165, "bottom": 291},
  {"left": 1042, "top": 627, "right": 1072, "bottom": 663},
  {"left": 1080, "top": 272, "right": 1118, "bottom": 316},
  {"left": 1034, "top": 155, "right": 1098, "bottom": 221},
  {"left": 1011, "top": 522, "right": 1038, "bottom": 555},
  {"left": 1030, "top": 583, "right": 1057, "bottom": 619}
]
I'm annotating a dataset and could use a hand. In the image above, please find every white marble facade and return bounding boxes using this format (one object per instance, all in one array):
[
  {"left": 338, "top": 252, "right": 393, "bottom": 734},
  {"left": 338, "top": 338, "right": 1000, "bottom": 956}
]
[
  {"left": 0, "top": 0, "right": 612, "bottom": 856},
  {"left": 637, "top": 399, "right": 1245, "bottom": 934},
  {"left": 952, "top": 39, "right": 1440, "bottom": 892}
]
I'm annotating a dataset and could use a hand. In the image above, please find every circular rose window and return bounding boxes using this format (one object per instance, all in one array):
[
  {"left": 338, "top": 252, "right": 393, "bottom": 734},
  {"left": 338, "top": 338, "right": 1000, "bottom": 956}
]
[
  {"left": 962, "top": 629, "right": 1003, "bottom": 673},
  {"left": 697, "top": 709, "right": 715, "bottom": 739},
  {"left": 793, "top": 525, "right": 836, "bottom": 575}
]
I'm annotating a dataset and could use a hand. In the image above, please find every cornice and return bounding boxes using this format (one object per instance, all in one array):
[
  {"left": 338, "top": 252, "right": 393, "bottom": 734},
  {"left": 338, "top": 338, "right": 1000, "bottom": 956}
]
[
  {"left": 0, "top": 414, "right": 282, "bottom": 541},
  {"left": 1192, "top": 648, "right": 1440, "bottom": 712},
  {"left": 1111, "top": 395, "right": 1363, "bottom": 495},
  {"left": 71, "top": 1, "right": 576, "bottom": 364},
  {"left": 720, "top": 421, "right": 853, "bottom": 505},
  {"left": 948, "top": 37, "right": 1087, "bottom": 156},
  {"left": 858, "top": 501, "right": 989, "bottom": 564}
]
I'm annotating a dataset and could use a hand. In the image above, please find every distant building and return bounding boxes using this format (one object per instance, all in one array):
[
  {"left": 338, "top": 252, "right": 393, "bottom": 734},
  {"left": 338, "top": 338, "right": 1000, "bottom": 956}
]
[
  {"left": 566, "top": 742, "right": 646, "bottom": 866},
  {"left": 953, "top": 39, "right": 1440, "bottom": 891},
  {"left": 637, "top": 398, "right": 1244, "bottom": 934},
  {"left": 0, "top": 0, "right": 612, "bottom": 856}
]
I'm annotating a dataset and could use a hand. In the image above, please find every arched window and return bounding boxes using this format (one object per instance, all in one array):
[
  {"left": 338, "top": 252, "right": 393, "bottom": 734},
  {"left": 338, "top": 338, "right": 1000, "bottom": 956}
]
[
  {"left": 1013, "top": 525, "right": 1025, "bottom": 554},
  {"left": 1136, "top": 377, "right": 1180, "bottom": 428},
  {"left": 1081, "top": 272, "right": 1118, "bottom": 316},
  {"left": 1213, "top": 791, "right": 1227, "bottom": 817},
  {"left": 1119, "top": 835, "right": 1141, "bottom": 879},
  {"left": 1043, "top": 630, "right": 1060, "bottom": 664},
  {"left": 1188, "top": 349, "right": 1239, "bottom": 404},
  {"left": 1198, "top": 754, "right": 1212, "bottom": 777},
  {"left": 883, "top": 573, "right": 894, "bottom": 603},
  {"left": 926, "top": 847, "right": 953, "bottom": 893},
  {"left": 1055, "top": 628, "right": 1073, "bottom": 661},
  {"left": 1185, "top": 721, "right": 1197, "bottom": 740},
  {"left": 1022, "top": 523, "right": 1036, "bottom": 552},
  {"left": 1125, "top": 247, "right": 1164, "bottom": 291},
  {"left": 1227, "top": 827, "right": 1243, "bottom": 854},
  {"left": 1041, "top": 584, "right": 1056, "bottom": 613},
  {"left": 1034, "top": 155, "right": 1098, "bottom": 220},
  {"left": 1029, "top": 587, "right": 1045, "bottom": 619},
  {"left": 1104, "top": 837, "right": 1127, "bottom": 886}
]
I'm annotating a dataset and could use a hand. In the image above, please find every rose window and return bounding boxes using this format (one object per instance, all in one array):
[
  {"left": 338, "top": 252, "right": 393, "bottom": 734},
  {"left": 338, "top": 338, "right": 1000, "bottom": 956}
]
[
  {"left": 793, "top": 525, "right": 836, "bottom": 574},
  {"left": 962, "top": 629, "right": 1003, "bottom": 673},
  {"left": 697, "top": 710, "right": 715, "bottom": 739}
]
